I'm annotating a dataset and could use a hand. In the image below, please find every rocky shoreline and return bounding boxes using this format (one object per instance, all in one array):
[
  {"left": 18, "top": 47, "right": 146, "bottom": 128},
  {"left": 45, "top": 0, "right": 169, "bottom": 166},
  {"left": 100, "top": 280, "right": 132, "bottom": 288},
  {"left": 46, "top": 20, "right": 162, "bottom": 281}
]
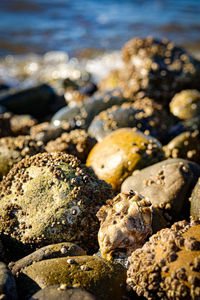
[{"left": 0, "top": 37, "right": 200, "bottom": 299}]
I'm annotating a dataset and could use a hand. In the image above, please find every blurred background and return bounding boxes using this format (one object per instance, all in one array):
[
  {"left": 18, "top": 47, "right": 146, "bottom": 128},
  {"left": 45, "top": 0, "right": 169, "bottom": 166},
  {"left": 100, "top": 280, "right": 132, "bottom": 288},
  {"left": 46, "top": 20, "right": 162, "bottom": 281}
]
[
  {"left": 0, "top": 0, "right": 200, "bottom": 57},
  {"left": 0, "top": 0, "right": 200, "bottom": 87}
]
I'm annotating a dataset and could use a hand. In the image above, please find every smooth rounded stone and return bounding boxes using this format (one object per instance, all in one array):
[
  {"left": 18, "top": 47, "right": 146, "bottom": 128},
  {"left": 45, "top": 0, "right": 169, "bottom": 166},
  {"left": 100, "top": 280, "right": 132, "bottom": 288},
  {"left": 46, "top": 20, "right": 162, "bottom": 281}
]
[
  {"left": 88, "top": 98, "right": 174, "bottom": 143},
  {"left": 29, "top": 286, "right": 97, "bottom": 300},
  {"left": 163, "top": 130, "right": 200, "bottom": 163},
  {"left": 0, "top": 84, "right": 56, "bottom": 117},
  {"left": 121, "top": 158, "right": 200, "bottom": 223},
  {"left": 51, "top": 89, "right": 127, "bottom": 130},
  {"left": 0, "top": 262, "right": 17, "bottom": 300},
  {"left": 0, "top": 113, "right": 12, "bottom": 138},
  {"left": 10, "top": 115, "right": 37, "bottom": 136},
  {"left": 118, "top": 37, "right": 200, "bottom": 105},
  {"left": 10, "top": 243, "right": 86, "bottom": 276},
  {"left": 0, "top": 136, "right": 44, "bottom": 179},
  {"left": 86, "top": 128, "right": 164, "bottom": 191},
  {"left": 45, "top": 130, "right": 96, "bottom": 162},
  {"left": 97, "top": 191, "right": 152, "bottom": 260},
  {"left": 127, "top": 219, "right": 200, "bottom": 299},
  {"left": 190, "top": 178, "right": 200, "bottom": 220},
  {"left": 16, "top": 255, "right": 127, "bottom": 300},
  {"left": 0, "top": 153, "right": 113, "bottom": 258},
  {"left": 170, "top": 89, "right": 200, "bottom": 120}
]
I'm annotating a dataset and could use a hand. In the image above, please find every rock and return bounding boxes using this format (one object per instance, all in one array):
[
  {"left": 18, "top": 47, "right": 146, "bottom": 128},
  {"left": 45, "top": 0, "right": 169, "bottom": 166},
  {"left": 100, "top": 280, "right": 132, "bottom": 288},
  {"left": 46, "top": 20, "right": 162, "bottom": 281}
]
[
  {"left": 0, "top": 136, "right": 44, "bottom": 179},
  {"left": 0, "top": 84, "right": 56, "bottom": 118},
  {"left": 16, "top": 255, "right": 127, "bottom": 300},
  {"left": 86, "top": 128, "right": 164, "bottom": 191},
  {"left": 29, "top": 286, "right": 97, "bottom": 300},
  {"left": 0, "top": 262, "right": 17, "bottom": 300},
  {"left": 190, "top": 178, "right": 200, "bottom": 220},
  {"left": 10, "top": 115, "right": 37, "bottom": 136},
  {"left": 163, "top": 130, "right": 200, "bottom": 163},
  {"left": 45, "top": 130, "right": 96, "bottom": 162},
  {"left": 121, "top": 158, "right": 200, "bottom": 223},
  {"left": 127, "top": 219, "right": 200, "bottom": 299},
  {"left": 0, "top": 113, "right": 12, "bottom": 138},
  {"left": 51, "top": 89, "right": 127, "bottom": 130},
  {"left": 10, "top": 243, "right": 86, "bottom": 276},
  {"left": 88, "top": 98, "right": 174, "bottom": 143},
  {"left": 170, "top": 90, "right": 200, "bottom": 120},
  {"left": 117, "top": 37, "right": 200, "bottom": 105},
  {"left": 97, "top": 191, "right": 152, "bottom": 260},
  {"left": 0, "top": 153, "right": 113, "bottom": 258}
]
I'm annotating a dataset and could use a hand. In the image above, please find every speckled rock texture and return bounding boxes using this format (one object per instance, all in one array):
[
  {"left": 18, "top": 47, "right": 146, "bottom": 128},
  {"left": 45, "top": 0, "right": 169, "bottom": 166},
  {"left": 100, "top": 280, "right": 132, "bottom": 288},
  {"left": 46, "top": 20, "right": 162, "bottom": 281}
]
[
  {"left": 16, "top": 255, "right": 127, "bottom": 300},
  {"left": 163, "top": 130, "right": 200, "bottom": 163},
  {"left": 97, "top": 191, "right": 152, "bottom": 260},
  {"left": 88, "top": 97, "right": 174, "bottom": 143},
  {"left": 0, "top": 152, "right": 113, "bottom": 257},
  {"left": 119, "top": 37, "right": 200, "bottom": 105},
  {"left": 86, "top": 128, "right": 164, "bottom": 190},
  {"left": 45, "top": 129, "right": 96, "bottom": 162},
  {"left": 121, "top": 158, "right": 200, "bottom": 224},
  {"left": 0, "top": 135, "right": 44, "bottom": 179},
  {"left": 127, "top": 219, "right": 200, "bottom": 299}
]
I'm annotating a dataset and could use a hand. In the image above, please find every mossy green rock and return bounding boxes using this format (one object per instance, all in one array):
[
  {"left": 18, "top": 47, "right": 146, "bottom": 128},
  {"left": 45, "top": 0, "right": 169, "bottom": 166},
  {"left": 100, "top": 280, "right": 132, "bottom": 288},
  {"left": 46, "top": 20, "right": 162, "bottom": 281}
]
[
  {"left": 10, "top": 242, "right": 86, "bottom": 276},
  {"left": 30, "top": 286, "right": 97, "bottom": 300},
  {"left": 0, "top": 153, "right": 113, "bottom": 256},
  {"left": 190, "top": 178, "right": 200, "bottom": 219},
  {"left": 121, "top": 158, "right": 200, "bottom": 223},
  {"left": 16, "top": 255, "right": 127, "bottom": 300}
]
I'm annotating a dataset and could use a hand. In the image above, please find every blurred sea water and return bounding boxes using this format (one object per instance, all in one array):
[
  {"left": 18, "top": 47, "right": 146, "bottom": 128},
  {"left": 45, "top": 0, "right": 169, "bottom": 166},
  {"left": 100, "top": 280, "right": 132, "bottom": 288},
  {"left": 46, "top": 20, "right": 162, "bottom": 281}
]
[{"left": 0, "top": 0, "right": 200, "bottom": 86}]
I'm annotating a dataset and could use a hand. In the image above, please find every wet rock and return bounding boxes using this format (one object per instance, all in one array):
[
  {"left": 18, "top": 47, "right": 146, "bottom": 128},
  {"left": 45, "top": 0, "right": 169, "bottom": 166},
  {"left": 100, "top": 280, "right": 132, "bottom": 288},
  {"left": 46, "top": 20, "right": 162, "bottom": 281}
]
[
  {"left": 170, "top": 89, "right": 200, "bottom": 120},
  {"left": 105, "top": 37, "right": 200, "bottom": 106},
  {"left": 29, "top": 286, "right": 97, "bottom": 300},
  {"left": 127, "top": 219, "right": 200, "bottom": 299},
  {"left": 0, "top": 136, "right": 44, "bottom": 179},
  {"left": 0, "top": 153, "right": 113, "bottom": 258},
  {"left": 0, "top": 262, "right": 17, "bottom": 300},
  {"left": 97, "top": 191, "right": 152, "bottom": 260},
  {"left": 190, "top": 178, "right": 200, "bottom": 220},
  {"left": 0, "top": 84, "right": 56, "bottom": 118},
  {"left": 88, "top": 98, "right": 174, "bottom": 143},
  {"left": 163, "top": 130, "right": 200, "bottom": 163},
  {"left": 51, "top": 89, "right": 127, "bottom": 130},
  {"left": 10, "top": 243, "right": 86, "bottom": 276},
  {"left": 16, "top": 255, "right": 126, "bottom": 300},
  {"left": 45, "top": 130, "right": 96, "bottom": 162},
  {"left": 86, "top": 128, "right": 164, "bottom": 191},
  {"left": 121, "top": 158, "right": 200, "bottom": 223}
]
